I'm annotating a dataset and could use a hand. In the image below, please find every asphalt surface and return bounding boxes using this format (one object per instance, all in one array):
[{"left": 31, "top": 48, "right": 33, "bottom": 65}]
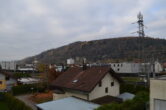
[{"left": 16, "top": 94, "right": 37, "bottom": 110}]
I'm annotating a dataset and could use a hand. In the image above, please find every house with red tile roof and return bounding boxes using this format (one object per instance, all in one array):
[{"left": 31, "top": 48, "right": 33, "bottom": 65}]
[{"left": 51, "top": 66, "right": 122, "bottom": 101}]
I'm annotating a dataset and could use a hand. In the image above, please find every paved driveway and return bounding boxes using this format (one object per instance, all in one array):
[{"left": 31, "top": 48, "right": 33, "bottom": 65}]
[{"left": 16, "top": 94, "right": 37, "bottom": 110}]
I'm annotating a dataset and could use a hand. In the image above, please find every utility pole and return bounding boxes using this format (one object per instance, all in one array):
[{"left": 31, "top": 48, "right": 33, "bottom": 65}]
[
  {"left": 137, "top": 12, "right": 145, "bottom": 38},
  {"left": 137, "top": 12, "right": 151, "bottom": 86},
  {"left": 136, "top": 12, "right": 145, "bottom": 78}
]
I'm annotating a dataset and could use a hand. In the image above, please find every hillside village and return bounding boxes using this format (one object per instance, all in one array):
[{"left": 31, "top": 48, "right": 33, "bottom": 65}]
[
  {"left": 0, "top": 1, "right": 166, "bottom": 110},
  {"left": 0, "top": 49, "right": 166, "bottom": 110}
]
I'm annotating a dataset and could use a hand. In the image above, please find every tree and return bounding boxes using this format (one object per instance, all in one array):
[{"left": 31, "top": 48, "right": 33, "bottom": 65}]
[{"left": 36, "top": 63, "right": 48, "bottom": 73}]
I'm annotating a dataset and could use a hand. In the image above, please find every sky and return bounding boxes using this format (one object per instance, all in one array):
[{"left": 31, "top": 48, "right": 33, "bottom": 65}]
[{"left": 0, "top": 0, "right": 166, "bottom": 61}]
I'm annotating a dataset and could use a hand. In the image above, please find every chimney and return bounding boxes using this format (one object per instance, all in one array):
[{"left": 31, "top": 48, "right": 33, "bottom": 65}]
[{"left": 61, "top": 63, "right": 65, "bottom": 72}]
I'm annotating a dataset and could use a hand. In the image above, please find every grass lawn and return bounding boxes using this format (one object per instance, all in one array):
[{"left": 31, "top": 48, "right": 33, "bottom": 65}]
[{"left": 0, "top": 101, "right": 9, "bottom": 110}]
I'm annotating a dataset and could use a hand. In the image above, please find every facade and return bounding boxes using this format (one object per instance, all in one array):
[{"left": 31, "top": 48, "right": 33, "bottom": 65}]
[
  {"left": 110, "top": 62, "right": 140, "bottom": 73},
  {"left": 52, "top": 66, "right": 122, "bottom": 101},
  {"left": 102, "top": 61, "right": 162, "bottom": 74},
  {"left": 150, "top": 76, "right": 166, "bottom": 110},
  {"left": 0, "top": 74, "right": 6, "bottom": 91}
]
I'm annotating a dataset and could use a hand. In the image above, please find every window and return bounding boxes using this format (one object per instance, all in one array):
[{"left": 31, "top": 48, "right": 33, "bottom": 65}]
[
  {"left": 121, "top": 64, "right": 123, "bottom": 67},
  {"left": 105, "top": 87, "right": 108, "bottom": 93},
  {"left": 117, "top": 68, "right": 120, "bottom": 71},
  {"left": 114, "top": 64, "right": 115, "bottom": 67},
  {"left": 99, "top": 81, "right": 102, "bottom": 87},
  {"left": 0, "top": 81, "right": 2, "bottom": 85},
  {"left": 111, "top": 82, "right": 114, "bottom": 86},
  {"left": 117, "top": 64, "right": 119, "bottom": 67}
]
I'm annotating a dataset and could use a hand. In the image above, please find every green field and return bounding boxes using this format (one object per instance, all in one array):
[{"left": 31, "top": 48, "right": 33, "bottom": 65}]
[{"left": 0, "top": 101, "right": 9, "bottom": 110}]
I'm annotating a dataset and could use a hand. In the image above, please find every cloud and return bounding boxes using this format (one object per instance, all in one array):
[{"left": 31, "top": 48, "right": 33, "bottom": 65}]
[{"left": 0, "top": 0, "right": 165, "bottom": 61}]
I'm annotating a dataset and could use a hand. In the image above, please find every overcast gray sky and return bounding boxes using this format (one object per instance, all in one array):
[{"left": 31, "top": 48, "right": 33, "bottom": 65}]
[{"left": 0, "top": 0, "right": 166, "bottom": 61}]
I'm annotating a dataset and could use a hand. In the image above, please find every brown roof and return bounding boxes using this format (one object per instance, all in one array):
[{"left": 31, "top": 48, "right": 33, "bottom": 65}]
[
  {"left": 91, "top": 95, "right": 122, "bottom": 105},
  {"left": 52, "top": 66, "right": 122, "bottom": 93}
]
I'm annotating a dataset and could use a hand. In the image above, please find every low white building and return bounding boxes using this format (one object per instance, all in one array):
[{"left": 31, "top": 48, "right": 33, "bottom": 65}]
[
  {"left": 0, "top": 61, "right": 17, "bottom": 71},
  {"left": 67, "top": 58, "right": 75, "bottom": 65},
  {"left": 52, "top": 66, "right": 122, "bottom": 101},
  {"left": 17, "top": 64, "right": 35, "bottom": 72},
  {"left": 150, "top": 76, "right": 166, "bottom": 110},
  {"left": 109, "top": 61, "right": 163, "bottom": 74},
  {"left": 17, "top": 78, "right": 39, "bottom": 84}
]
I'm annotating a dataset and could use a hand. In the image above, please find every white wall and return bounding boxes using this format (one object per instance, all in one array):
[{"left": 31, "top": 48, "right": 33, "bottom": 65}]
[
  {"left": 67, "top": 58, "right": 75, "bottom": 65},
  {"left": 89, "top": 73, "right": 120, "bottom": 100},
  {"left": 53, "top": 91, "right": 87, "bottom": 101},
  {"left": 154, "top": 61, "right": 163, "bottom": 73},
  {"left": 150, "top": 79, "right": 166, "bottom": 110},
  {"left": 110, "top": 62, "right": 163, "bottom": 74},
  {"left": 0, "top": 61, "right": 17, "bottom": 70},
  {"left": 110, "top": 63, "right": 140, "bottom": 73}
]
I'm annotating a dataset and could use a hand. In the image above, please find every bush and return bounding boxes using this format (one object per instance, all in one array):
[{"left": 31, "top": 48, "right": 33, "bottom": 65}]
[
  {"left": 12, "top": 83, "right": 46, "bottom": 95},
  {"left": 96, "top": 91, "right": 149, "bottom": 110},
  {"left": 1, "top": 93, "right": 33, "bottom": 110},
  {"left": 14, "top": 73, "right": 31, "bottom": 79}
]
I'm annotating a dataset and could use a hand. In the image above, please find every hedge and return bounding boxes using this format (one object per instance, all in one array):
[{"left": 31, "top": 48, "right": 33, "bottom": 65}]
[
  {"left": 0, "top": 93, "right": 32, "bottom": 110},
  {"left": 14, "top": 73, "right": 31, "bottom": 79},
  {"left": 12, "top": 83, "right": 46, "bottom": 95},
  {"left": 120, "top": 83, "right": 149, "bottom": 94}
]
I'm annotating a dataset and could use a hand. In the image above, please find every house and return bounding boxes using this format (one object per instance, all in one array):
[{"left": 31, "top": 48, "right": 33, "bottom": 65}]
[
  {"left": 154, "top": 61, "right": 163, "bottom": 73},
  {"left": 162, "top": 63, "right": 166, "bottom": 72},
  {"left": 36, "top": 96, "right": 100, "bottom": 110},
  {"left": 150, "top": 76, "right": 166, "bottom": 110},
  {"left": 51, "top": 66, "right": 122, "bottom": 101}
]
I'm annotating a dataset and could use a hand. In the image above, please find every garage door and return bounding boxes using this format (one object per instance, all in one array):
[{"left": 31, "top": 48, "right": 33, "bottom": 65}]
[{"left": 154, "top": 99, "right": 166, "bottom": 110}]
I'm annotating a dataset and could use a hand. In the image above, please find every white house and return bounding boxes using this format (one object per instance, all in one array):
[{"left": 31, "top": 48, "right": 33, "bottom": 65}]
[
  {"left": 150, "top": 76, "right": 166, "bottom": 110},
  {"left": 51, "top": 66, "right": 122, "bottom": 101},
  {"left": 67, "top": 58, "right": 75, "bottom": 65}
]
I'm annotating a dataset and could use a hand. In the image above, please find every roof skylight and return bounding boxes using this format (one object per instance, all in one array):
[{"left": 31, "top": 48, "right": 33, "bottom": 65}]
[{"left": 72, "top": 79, "right": 78, "bottom": 83}]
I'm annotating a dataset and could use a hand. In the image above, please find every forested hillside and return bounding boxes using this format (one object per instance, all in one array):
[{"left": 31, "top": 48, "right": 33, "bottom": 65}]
[{"left": 20, "top": 37, "right": 166, "bottom": 64}]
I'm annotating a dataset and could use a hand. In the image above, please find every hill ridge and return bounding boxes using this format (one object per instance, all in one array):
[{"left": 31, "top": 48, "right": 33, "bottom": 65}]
[{"left": 19, "top": 36, "right": 166, "bottom": 64}]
